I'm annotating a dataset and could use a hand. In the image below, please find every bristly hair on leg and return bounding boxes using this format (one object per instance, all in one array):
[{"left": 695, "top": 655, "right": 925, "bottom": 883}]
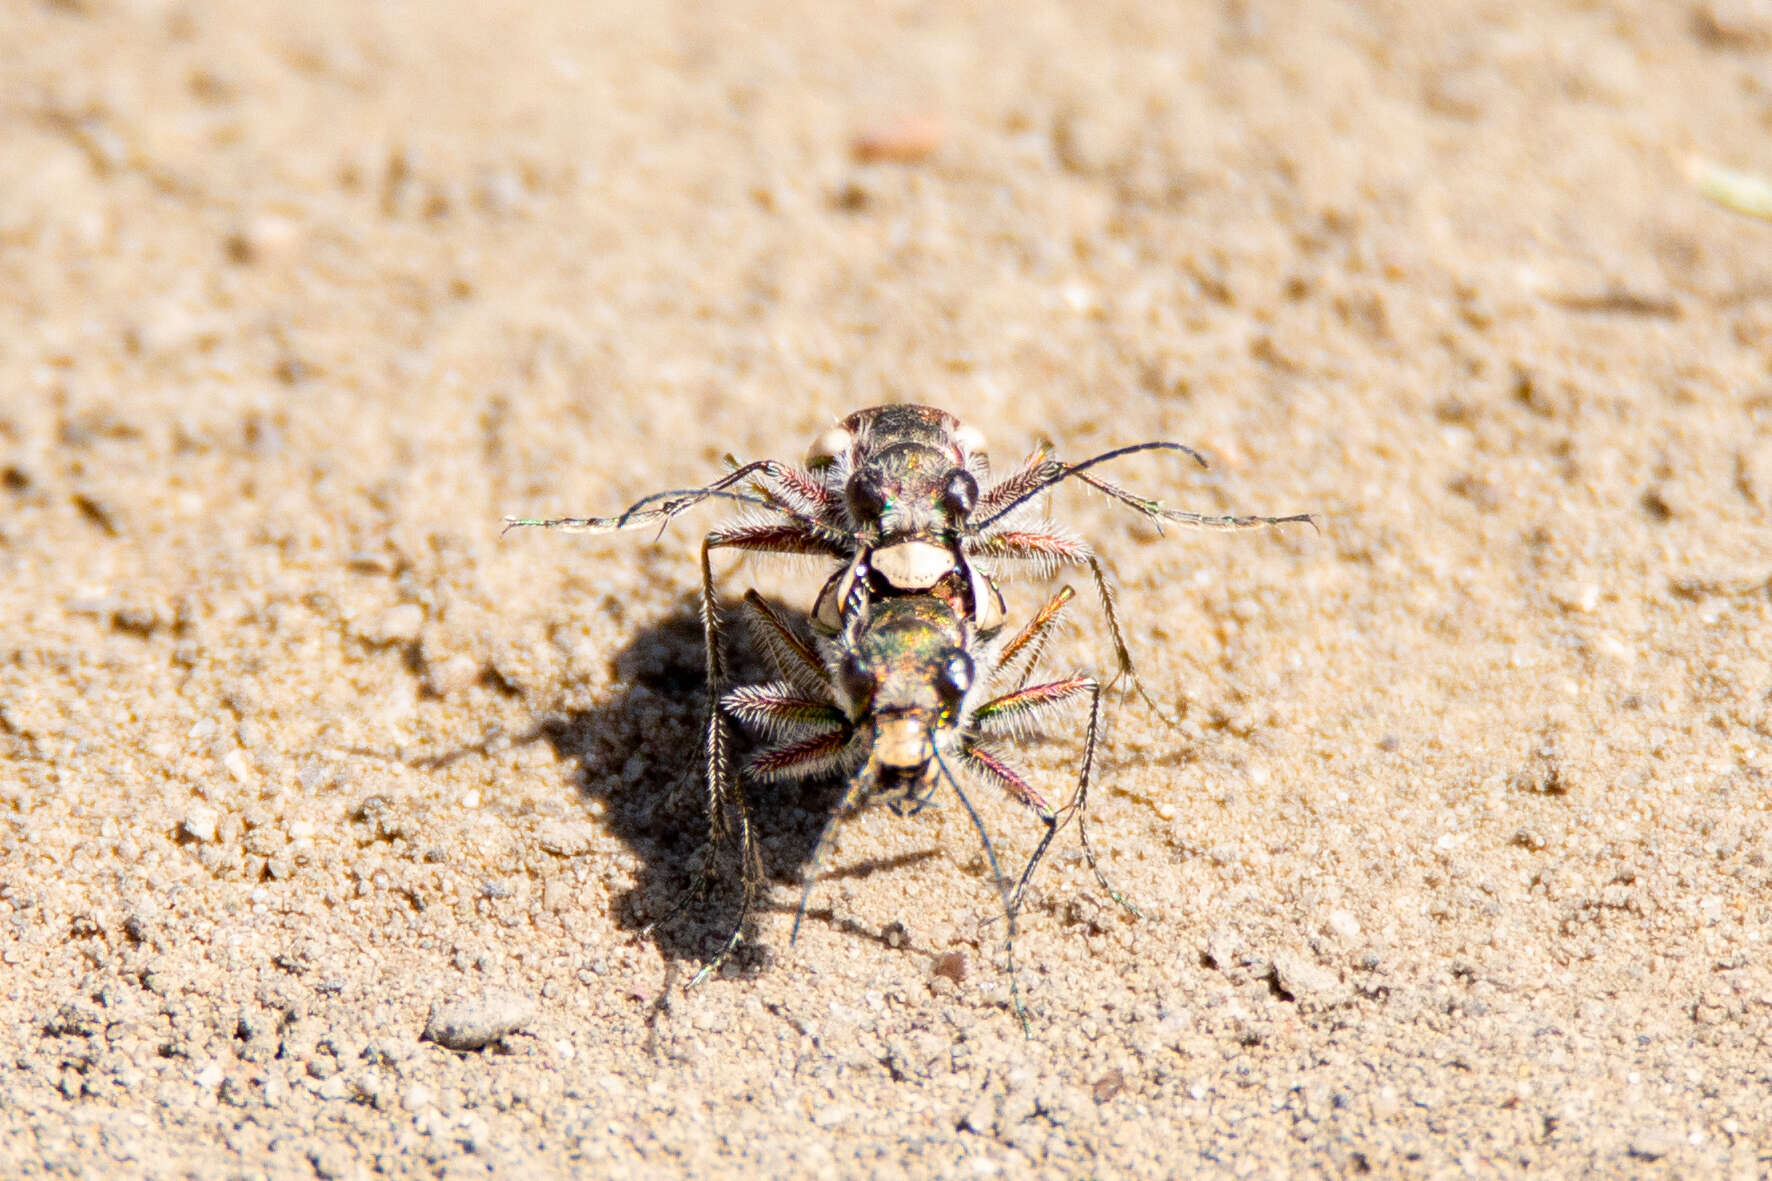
[
  {"left": 686, "top": 777, "right": 758, "bottom": 988},
  {"left": 510, "top": 504, "right": 853, "bottom": 988},
  {"left": 1059, "top": 678, "right": 1142, "bottom": 920},
  {"left": 969, "top": 530, "right": 1176, "bottom": 725},
  {"left": 966, "top": 585, "right": 1141, "bottom": 927},
  {"left": 686, "top": 536, "right": 744, "bottom": 987},
  {"left": 992, "top": 585, "right": 1077, "bottom": 693},
  {"left": 738, "top": 590, "right": 828, "bottom": 700},
  {"left": 974, "top": 669, "right": 1140, "bottom": 933},
  {"left": 687, "top": 533, "right": 778, "bottom": 988}
]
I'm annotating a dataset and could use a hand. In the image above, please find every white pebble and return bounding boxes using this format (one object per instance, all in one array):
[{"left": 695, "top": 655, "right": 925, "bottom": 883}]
[
  {"left": 365, "top": 604, "right": 424, "bottom": 645},
  {"left": 423, "top": 991, "right": 535, "bottom": 1051},
  {"left": 182, "top": 807, "right": 219, "bottom": 844}
]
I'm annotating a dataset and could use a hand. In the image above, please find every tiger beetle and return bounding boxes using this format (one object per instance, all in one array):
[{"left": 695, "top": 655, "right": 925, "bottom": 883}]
[
  {"left": 504, "top": 403, "right": 1316, "bottom": 737},
  {"left": 709, "top": 570, "right": 1110, "bottom": 1022},
  {"left": 503, "top": 407, "right": 1316, "bottom": 1007}
]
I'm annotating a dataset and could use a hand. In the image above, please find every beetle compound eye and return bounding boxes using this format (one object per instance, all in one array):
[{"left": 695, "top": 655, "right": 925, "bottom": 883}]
[
  {"left": 839, "top": 652, "right": 876, "bottom": 709},
  {"left": 941, "top": 469, "right": 978, "bottom": 519},
  {"left": 939, "top": 652, "right": 974, "bottom": 699},
  {"left": 846, "top": 472, "right": 888, "bottom": 524}
]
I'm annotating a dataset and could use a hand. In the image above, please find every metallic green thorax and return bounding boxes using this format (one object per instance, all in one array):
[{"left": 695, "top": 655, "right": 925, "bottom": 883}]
[{"left": 840, "top": 596, "right": 970, "bottom": 723}]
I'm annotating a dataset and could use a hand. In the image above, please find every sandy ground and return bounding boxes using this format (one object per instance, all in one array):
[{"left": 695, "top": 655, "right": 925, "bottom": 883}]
[{"left": 3, "top": 0, "right": 1771, "bottom": 1176}]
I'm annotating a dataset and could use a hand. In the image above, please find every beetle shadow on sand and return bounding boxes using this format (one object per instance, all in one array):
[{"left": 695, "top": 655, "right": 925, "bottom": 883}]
[{"left": 527, "top": 598, "right": 942, "bottom": 979}]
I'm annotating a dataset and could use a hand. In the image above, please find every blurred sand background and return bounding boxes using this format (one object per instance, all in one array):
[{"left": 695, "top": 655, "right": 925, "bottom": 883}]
[{"left": 3, "top": 0, "right": 1771, "bottom": 1176}]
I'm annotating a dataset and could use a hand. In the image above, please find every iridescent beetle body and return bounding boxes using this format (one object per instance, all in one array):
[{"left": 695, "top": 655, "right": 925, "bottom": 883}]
[
  {"left": 798, "top": 404, "right": 1007, "bottom": 635},
  {"left": 503, "top": 406, "right": 1316, "bottom": 992},
  {"left": 715, "top": 578, "right": 1104, "bottom": 1000},
  {"left": 506, "top": 404, "right": 1312, "bottom": 695}
]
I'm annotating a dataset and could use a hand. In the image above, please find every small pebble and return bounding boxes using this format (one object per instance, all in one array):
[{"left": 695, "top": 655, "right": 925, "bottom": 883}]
[
  {"left": 851, "top": 114, "right": 944, "bottom": 164},
  {"left": 1628, "top": 1127, "right": 1680, "bottom": 1161},
  {"left": 364, "top": 604, "right": 424, "bottom": 645},
  {"left": 534, "top": 819, "right": 597, "bottom": 857},
  {"left": 1272, "top": 950, "right": 1347, "bottom": 1006},
  {"left": 961, "top": 1093, "right": 996, "bottom": 1135},
  {"left": 361, "top": 1038, "right": 418, "bottom": 1066},
  {"left": 226, "top": 214, "right": 301, "bottom": 265},
  {"left": 1205, "top": 929, "right": 1245, "bottom": 974},
  {"left": 222, "top": 749, "right": 254, "bottom": 784},
  {"left": 182, "top": 807, "right": 219, "bottom": 844},
  {"left": 1327, "top": 909, "right": 1362, "bottom": 941},
  {"left": 423, "top": 653, "right": 481, "bottom": 697},
  {"left": 422, "top": 991, "right": 535, "bottom": 1051}
]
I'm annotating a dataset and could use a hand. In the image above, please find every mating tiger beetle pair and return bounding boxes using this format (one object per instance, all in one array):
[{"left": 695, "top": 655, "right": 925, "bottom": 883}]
[{"left": 505, "top": 405, "right": 1316, "bottom": 1021}]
